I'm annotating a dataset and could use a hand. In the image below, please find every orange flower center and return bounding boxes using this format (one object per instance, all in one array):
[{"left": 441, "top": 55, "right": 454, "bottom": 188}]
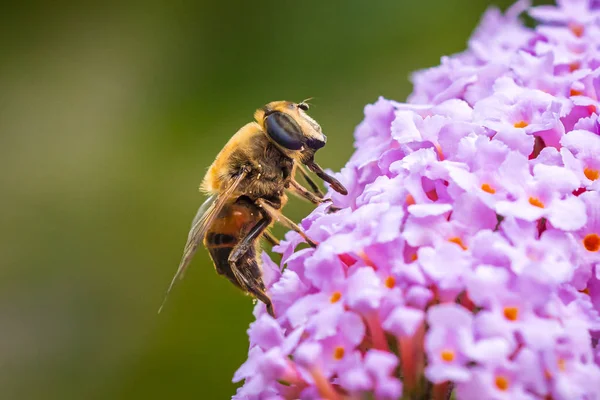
[
  {"left": 358, "top": 250, "right": 376, "bottom": 268},
  {"left": 406, "top": 194, "right": 416, "bottom": 206},
  {"left": 330, "top": 291, "right": 342, "bottom": 303},
  {"left": 385, "top": 276, "right": 396, "bottom": 289},
  {"left": 558, "top": 358, "right": 566, "bottom": 372},
  {"left": 434, "top": 143, "right": 445, "bottom": 160},
  {"left": 440, "top": 349, "right": 455, "bottom": 362},
  {"left": 481, "top": 183, "right": 496, "bottom": 194},
  {"left": 569, "top": 62, "right": 581, "bottom": 72},
  {"left": 529, "top": 197, "right": 545, "bottom": 208},
  {"left": 584, "top": 167, "right": 599, "bottom": 181},
  {"left": 588, "top": 105, "right": 597, "bottom": 114},
  {"left": 495, "top": 375, "right": 509, "bottom": 391},
  {"left": 333, "top": 346, "right": 345, "bottom": 360},
  {"left": 503, "top": 306, "right": 519, "bottom": 321},
  {"left": 570, "top": 89, "right": 584, "bottom": 97},
  {"left": 514, "top": 120, "right": 528, "bottom": 128},
  {"left": 569, "top": 22, "right": 585, "bottom": 38},
  {"left": 583, "top": 233, "right": 600, "bottom": 252},
  {"left": 448, "top": 237, "right": 468, "bottom": 251},
  {"left": 580, "top": 287, "right": 590, "bottom": 296},
  {"left": 410, "top": 253, "right": 418, "bottom": 262}
]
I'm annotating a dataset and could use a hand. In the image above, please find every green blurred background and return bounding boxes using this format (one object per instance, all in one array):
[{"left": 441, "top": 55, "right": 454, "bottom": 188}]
[{"left": 0, "top": 1, "right": 547, "bottom": 398}]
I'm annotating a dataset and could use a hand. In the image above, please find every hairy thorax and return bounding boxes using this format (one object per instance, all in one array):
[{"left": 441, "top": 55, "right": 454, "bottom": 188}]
[
  {"left": 238, "top": 139, "right": 294, "bottom": 201},
  {"left": 202, "top": 123, "right": 294, "bottom": 206}
]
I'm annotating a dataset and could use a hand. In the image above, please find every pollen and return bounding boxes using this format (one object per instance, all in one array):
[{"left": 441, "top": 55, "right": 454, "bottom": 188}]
[
  {"left": 513, "top": 120, "right": 528, "bottom": 128},
  {"left": 584, "top": 167, "right": 599, "bottom": 181},
  {"left": 440, "top": 349, "right": 455, "bottom": 362},
  {"left": 410, "top": 253, "right": 418, "bottom": 262},
  {"left": 580, "top": 287, "right": 590, "bottom": 296},
  {"left": 528, "top": 197, "right": 545, "bottom": 208},
  {"left": 406, "top": 194, "right": 416, "bottom": 206},
  {"left": 570, "top": 89, "right": 584, "bottom": 97},
  {"left": 448, "top": 237, "right": 468, "bottom": 251},
  {"left": 434, "top": 143, "right": 445, "bottom": 160},
  {"left": 495, "top": 375, "right": 510, "bottom": 391},
  {"left": 583, "top": 233, "right": 600, "bottom": 252},
  {"left": 569, "top": 62, "right": 581, "bottom": 72},
  {"left": 481, "top": 183, "right": 496, "bottom": 194},
  {"left": 503, "top": 306, "right": 519, "bottom": 321},
  {"left": 330, "top": 291, "right": 342, "bottom": 303},
  {"left": 569, "top": 22, "right": 584, "bottom": 38},
  {"left": 385, "top": 276, "right": 396, "bottom": 288},
  {"left": 333, "top": 346, "right": 345, "bottom": 360},
  {"left": 358, "top": 250, "right": 376, "bottom": 268}
]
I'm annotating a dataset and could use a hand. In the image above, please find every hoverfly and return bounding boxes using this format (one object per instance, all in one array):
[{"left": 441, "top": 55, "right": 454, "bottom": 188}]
[{"left": 160, "top": 101, "right": 347, "bottom": 316}]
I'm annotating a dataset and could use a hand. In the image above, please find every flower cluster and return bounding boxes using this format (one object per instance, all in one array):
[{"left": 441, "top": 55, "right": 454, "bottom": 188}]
[{"left": 234, "top": 1, "right": 600, "bottom": 399}]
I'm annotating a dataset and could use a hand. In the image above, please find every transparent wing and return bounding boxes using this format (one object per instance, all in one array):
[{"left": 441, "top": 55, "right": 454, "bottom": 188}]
[
  {"left": 158, "top": 168, "right": 250, "bottom": 312},
  {"left": 190, "top": 194, "right": 217, "bottom": 240}
]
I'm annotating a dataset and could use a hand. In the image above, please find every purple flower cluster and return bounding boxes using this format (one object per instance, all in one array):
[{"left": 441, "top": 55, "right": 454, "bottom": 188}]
[{"left": 234, "top": 1, "right": 600, "bottom": 399}]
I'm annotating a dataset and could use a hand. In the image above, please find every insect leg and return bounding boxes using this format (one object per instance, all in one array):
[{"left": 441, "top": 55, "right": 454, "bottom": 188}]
[
  {"left": 255, "top": 198, "right": 317, "bottom": 248},
  {"left": 228, "top": 217, "right": 272, "bottom": 264},
  {"left": 228, "top": 255, "right": 276, "bottom": 318},
  {"left": 262, "top": 231, "right": 280, "bottom": 246},
  {"left": 305, "top": 159, "right": 348, "bottom": 195},
  {"left": 225, "top": 217, "right": 276, "bottom": 317},
  {"left": 296, "top": 164, "right": 342, "bottom": 213},
  {"left": 297, "top": 163, "right": 324, "bottom": 197},
  {"left": 288, "top": 179, "right": 332, "bottom": 205},
  {"left": 252, "top": 288, "right": 275, "bottom": 317}
]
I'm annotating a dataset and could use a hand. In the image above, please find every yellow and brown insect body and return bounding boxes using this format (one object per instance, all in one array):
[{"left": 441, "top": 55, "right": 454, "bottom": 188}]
[{"left": 161, "top": 101, "right": 348, "bottom": 317}]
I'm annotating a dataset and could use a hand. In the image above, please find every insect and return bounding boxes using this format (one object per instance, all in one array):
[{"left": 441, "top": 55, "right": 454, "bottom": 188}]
[{"left": 159, "top": 100, "right": 348, "bottom": 316}]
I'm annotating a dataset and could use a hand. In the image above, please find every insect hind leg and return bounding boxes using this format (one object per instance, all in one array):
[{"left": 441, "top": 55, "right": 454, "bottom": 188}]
[
  {"left": 228, "top": 216, "right": 272, "bottom": 264},
  {"left": 246, "top": 280, "right": 275, "bottom": 317},
  {"left": 229, "top": 253, "right": 275, "bottom": 317}
]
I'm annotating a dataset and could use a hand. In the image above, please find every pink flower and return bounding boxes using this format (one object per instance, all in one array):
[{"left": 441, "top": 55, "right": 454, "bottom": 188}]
[{"left": 233, "top": 1, "right": 600, "bottom": 398}]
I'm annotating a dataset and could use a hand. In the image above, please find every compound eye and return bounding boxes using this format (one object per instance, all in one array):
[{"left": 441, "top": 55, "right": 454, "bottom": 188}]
[
  {"left": 306, "top": 135, "right": 326, "bottom": 149},
  {"left": 265, "top": 112, "right": 304, "bottom": 150},
  {"left": 298, "top": 102, "right": 309, "bottom": 111}
]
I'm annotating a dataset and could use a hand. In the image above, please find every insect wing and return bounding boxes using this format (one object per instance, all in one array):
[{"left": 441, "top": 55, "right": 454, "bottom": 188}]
[
  {"left": 159, "top": 169, "right": 249, "bottom": 312},
  {"left": 190, "top": 194, "right": 217, "bottom": 238}
]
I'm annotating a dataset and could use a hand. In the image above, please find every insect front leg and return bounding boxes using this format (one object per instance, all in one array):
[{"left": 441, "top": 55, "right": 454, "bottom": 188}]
[
  {"left": 255, "top": 198, "right": 317, "bottom": 248},
  {"left": 288, "top": 179, "right": 332, "bottom": 205},
  {"left": 304, "top": 159, "right": 348, "bottom": 195},
  {"left": 295, "top": 163, "right": 341, "bottom": 213},
  {"left": 296, "top": 163, "right": 324, "bottom": 197}
]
